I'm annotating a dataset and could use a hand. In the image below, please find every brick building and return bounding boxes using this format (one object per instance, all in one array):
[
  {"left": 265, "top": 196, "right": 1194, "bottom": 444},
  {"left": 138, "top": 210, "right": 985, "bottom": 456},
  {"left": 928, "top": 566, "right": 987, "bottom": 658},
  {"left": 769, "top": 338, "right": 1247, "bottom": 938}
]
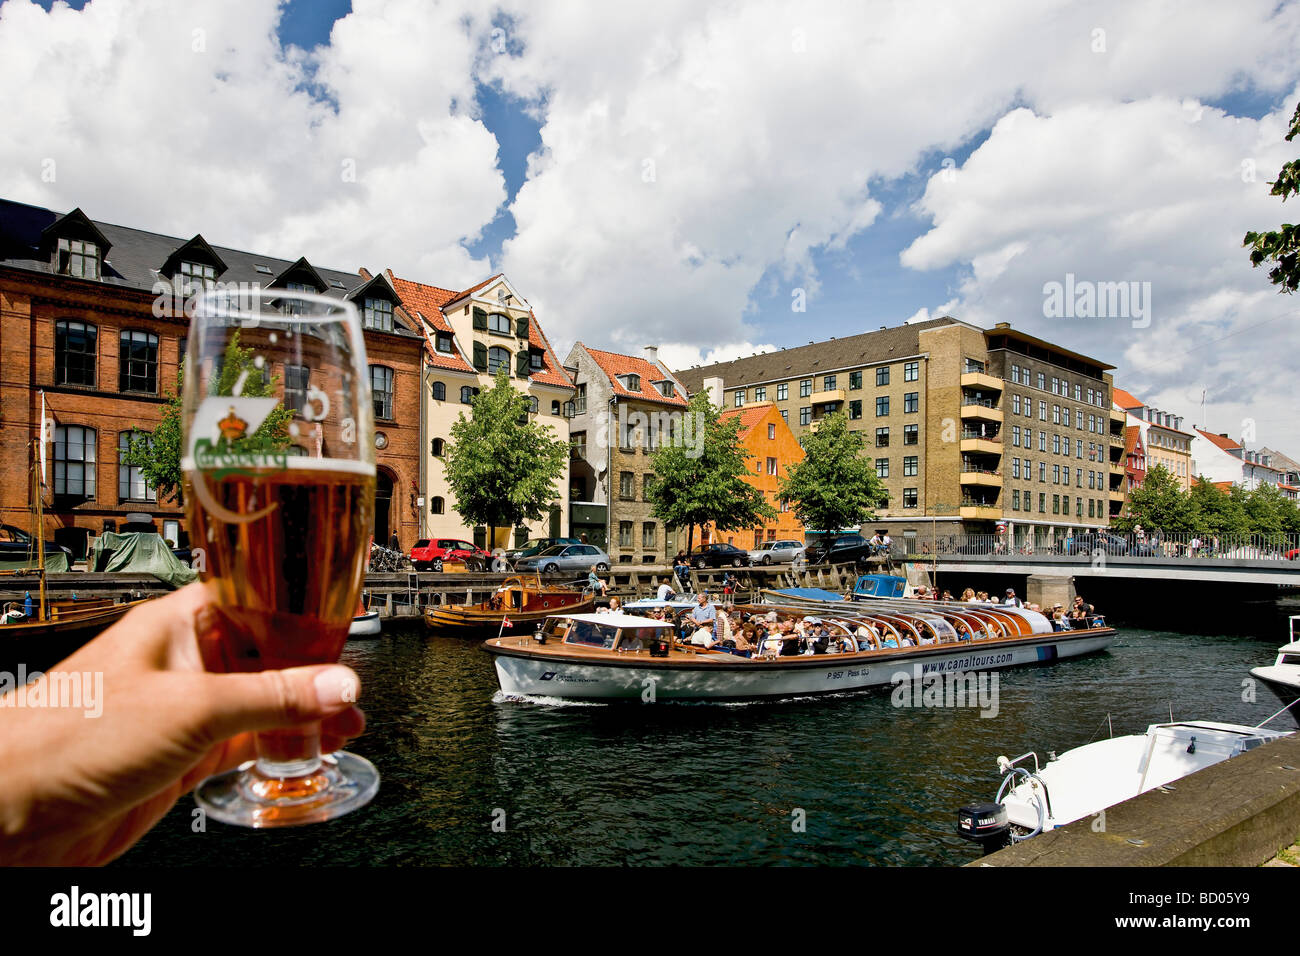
[
  {"left": 0, "top": 198, "right": 426, "bottom": 558},
  {"left": 565, "top": 344, "right": 688, "bottom": 562}
]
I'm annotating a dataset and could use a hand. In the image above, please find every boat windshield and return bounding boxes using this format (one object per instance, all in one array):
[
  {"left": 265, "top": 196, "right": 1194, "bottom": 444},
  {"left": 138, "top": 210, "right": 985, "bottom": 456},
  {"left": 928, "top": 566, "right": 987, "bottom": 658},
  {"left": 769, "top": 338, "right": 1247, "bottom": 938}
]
[{"left": 564, "top": 620, "right": 616, "bottom": 649}]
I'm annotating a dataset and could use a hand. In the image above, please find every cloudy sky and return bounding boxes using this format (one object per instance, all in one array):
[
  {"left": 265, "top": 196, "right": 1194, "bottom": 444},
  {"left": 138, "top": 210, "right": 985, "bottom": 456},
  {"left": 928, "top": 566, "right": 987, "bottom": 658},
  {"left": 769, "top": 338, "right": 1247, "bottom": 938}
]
[{"left": 4, "top": 0, "right": 1299, "bottom": 453}]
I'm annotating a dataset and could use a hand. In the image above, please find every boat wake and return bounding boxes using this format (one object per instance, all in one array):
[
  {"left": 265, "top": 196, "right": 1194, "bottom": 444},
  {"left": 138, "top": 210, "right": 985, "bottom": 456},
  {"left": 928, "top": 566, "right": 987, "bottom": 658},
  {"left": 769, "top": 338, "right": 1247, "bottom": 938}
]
[{"left": 491, "top": 690, "right": 608, "bottom": 708}]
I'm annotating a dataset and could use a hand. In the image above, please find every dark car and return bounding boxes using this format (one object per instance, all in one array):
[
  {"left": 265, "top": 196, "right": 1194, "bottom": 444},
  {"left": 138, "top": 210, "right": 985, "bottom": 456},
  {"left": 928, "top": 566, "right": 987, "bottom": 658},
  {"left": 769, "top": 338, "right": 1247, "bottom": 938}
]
[
  {"left": 805, "top": 533, "right": 874, "bottom": 566},
  {"left": 0, "top": 524, "right": 73, "bottom": 563},
  {"left": 1061, "top": 531, "right": 1129, "bottom": 556},
  {"left": 688, "top": 543, "right": 750, "bottom": 568},
  {"left": 505, "top": 537, "right": 582, "bottom": 566}
]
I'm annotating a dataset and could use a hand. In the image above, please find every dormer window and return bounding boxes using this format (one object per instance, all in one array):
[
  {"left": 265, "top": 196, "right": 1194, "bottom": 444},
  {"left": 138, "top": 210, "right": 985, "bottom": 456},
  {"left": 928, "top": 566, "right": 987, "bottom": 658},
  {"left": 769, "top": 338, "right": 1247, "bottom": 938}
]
[
  {"left": 179, "top": 260, "right": 215, "bottom": 291},
  {"left": 58, "top": 238, "right": 100, "bottom": 279},
  {"left": 363, "top": 297, "right": 393, "bottom": 333},
  {"left": 530, "top": 351, "right": 544, "bottom": 371},
  {"left": 435, "top": 332, "right": 454, "bottom": 354},
  {"left": 618, "top": 373, "right": 641, "bottom": 392},
  {"left": 655, "top": 381, "right": 675, "bottom": 398},
  {"left": 488, "top": 312, "right": 511, "bottom": 335}
]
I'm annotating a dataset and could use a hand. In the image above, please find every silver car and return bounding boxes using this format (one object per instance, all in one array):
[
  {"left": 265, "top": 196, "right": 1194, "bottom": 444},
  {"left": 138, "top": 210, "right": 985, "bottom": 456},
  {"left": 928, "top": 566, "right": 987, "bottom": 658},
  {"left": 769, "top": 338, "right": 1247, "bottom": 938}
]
[
  {"left": 514, "top": 543, "right": 611, "bottom": 574},
  {"left": 747, "top": 539, "right": 806, "bottom": 565}
]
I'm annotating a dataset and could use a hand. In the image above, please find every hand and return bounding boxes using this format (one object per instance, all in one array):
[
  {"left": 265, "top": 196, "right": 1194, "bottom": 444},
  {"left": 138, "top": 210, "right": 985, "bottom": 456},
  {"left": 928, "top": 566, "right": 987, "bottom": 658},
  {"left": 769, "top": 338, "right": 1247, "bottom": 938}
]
[{"left": 0, "top": 583, "right": 365, "bottom": 866}]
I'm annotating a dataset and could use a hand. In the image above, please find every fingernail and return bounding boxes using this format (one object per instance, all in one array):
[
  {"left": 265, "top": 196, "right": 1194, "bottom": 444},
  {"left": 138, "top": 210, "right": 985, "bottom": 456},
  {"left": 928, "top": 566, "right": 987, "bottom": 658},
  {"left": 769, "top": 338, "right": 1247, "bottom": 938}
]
[{"left": 313, "top": 666, "right": 358, "bottom": 710}]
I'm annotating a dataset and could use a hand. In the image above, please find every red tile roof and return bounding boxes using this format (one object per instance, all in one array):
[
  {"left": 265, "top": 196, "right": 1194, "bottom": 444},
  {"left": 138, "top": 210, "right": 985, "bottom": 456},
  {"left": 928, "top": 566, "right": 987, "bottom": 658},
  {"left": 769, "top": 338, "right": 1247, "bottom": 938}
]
[
  {"left": 720, "top": 402, "right": 774, "bottom": 439},
  {"left": 1112, "top": 387, "right": 1143, "bottom": 410},
  {"left": 582, "top": 345, "right": 688, "bottom": 406},
  {"left": 525, "top": 310, "right": 574, "bottom": 390},
  {"left": 1195, "top": 429, "right": 1241, "bottom": 453}
]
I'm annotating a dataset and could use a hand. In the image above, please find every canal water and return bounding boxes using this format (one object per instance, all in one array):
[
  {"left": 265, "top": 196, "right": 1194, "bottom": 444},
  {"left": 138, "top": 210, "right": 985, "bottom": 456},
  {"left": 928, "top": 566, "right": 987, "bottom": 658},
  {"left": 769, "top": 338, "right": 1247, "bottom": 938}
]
[{"left": 120, "top": 618, "right": 1298, "bottom": 867}]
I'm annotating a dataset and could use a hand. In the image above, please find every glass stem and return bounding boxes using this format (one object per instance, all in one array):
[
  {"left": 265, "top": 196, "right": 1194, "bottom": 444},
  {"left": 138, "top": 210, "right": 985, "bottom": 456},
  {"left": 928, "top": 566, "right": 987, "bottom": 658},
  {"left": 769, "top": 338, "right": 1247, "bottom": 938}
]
[{"left": 254, "top": 724, "right": 323, "bottom": 779}]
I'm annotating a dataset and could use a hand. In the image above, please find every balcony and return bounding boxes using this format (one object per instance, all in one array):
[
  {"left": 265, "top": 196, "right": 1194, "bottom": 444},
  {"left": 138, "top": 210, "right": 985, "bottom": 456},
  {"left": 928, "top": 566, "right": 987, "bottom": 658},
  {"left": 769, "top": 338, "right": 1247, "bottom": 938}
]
[
  {"left": 1109, "top": 488, "right": 1126, "bottom": 502},
  {"left": 960, "top": 436, "right": 1002, "bottom": 456},
  {"left": 960, "top": 398, "right": 1003, "bottom": 424},
  {"left": 809, "top": 388, "right": 846, "bottom": 406},
  {"left": 960, "top": 470, "right": 1002, "bottom": 488},
  {"left": 959, "top": 503, "right": 1002, "bottom": 520},
  {"left": 960, "top": 371, "right": 1002, "bottom": 391}
]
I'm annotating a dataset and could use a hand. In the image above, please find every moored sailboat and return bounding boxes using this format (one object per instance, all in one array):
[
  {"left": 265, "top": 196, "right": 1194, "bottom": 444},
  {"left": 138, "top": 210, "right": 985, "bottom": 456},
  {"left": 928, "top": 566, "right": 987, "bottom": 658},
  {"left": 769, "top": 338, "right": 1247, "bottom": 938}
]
[{"left": 425, "top": 575, "right": 594, "bottom": 634}]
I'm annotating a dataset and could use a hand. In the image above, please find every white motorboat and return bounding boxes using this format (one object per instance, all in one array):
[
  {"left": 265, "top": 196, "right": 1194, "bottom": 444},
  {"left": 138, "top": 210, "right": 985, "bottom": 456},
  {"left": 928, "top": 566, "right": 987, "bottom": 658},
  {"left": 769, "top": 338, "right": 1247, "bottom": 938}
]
[
  {"left": 1250, "top": 615, "right": 1300, "bottom": 705},
  {"left": 958, "top": 719, "right": 1293, "bottom": 851},
  {"left": 483, "top": 597, "right": 1116, "bottom": 702},
  {"left": 349, "top": 610, "right": 381, "bottom": 637}
]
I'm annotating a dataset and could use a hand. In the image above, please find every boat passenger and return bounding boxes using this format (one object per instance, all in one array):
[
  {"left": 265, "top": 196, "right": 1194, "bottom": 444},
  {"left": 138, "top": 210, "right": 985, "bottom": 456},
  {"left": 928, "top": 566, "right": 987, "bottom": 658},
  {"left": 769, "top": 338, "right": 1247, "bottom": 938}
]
[
  {"left": 588, "top": 565, "right": 608, "bottom": 597},
  {"left": 656, "top": 578, "right": 676, "bottom": 602},
  {"left": 961, "top": 588, "right": 976, "bottom": 602}
]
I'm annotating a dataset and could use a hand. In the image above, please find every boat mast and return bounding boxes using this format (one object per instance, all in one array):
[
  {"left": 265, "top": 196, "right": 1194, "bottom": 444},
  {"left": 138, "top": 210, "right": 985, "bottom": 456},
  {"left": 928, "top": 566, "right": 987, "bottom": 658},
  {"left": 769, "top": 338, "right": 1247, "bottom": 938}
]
[{"left": 31, "top": 437, "right": 47, "bottom": 621}]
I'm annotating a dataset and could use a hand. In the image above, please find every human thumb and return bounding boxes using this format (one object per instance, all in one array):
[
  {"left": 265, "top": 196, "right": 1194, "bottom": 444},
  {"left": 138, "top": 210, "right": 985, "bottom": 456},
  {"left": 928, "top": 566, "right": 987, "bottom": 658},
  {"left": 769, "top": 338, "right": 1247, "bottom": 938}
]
[{"left": 195, "top": 665, "right": 360, "bottom": 744}]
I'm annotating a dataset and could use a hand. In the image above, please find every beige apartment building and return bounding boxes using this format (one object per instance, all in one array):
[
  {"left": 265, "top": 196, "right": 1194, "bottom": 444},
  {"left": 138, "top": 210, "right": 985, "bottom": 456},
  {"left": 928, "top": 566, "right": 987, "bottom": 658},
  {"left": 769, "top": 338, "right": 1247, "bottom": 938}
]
[
  {"left": 388, "top": 271, "right": 575, "bottom": 550},
  {"left": 1112, "top": 388, "right": 1193, "bottom": 491},
  {"left": 673, "top": 317, "right": 1115, "bottom": 551}
]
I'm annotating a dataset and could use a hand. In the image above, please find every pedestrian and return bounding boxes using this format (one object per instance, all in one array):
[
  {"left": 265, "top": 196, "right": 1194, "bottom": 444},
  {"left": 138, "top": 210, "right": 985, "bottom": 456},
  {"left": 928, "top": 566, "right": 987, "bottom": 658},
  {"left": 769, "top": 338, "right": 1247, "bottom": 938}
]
[
  {"left": 656, "top": 577, "right": 675, "bottom": 602},
  {"left": 387, "top": 531, "right": 400, "bottom": 552},
  {"left": 722, "top": 571, "right": 738, "bottom": 606}
]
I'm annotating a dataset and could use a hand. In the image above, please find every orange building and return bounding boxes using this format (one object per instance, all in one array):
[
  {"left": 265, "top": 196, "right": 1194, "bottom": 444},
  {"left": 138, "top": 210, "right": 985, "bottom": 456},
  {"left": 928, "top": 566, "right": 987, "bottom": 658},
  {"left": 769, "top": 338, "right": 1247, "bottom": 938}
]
[{"left": 694, "top": 401, "right": 806, "bottom": 549}]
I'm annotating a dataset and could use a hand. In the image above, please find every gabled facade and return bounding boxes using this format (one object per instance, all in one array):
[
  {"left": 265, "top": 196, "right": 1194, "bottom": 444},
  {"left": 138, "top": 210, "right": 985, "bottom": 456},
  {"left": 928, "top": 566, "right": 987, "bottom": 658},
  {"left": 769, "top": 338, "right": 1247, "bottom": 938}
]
[
  {"left": 1191, "top": 428, "right": 1283, "bottom": 491},
  {"left": 565, "top": 344, "right": 687, "bottom": 561},
  {"left": 388, "top": 271, "right": 574, "bottom": 550},
  {"left": 1112, "top": 388, "right": 1193, "bottom": 490}
]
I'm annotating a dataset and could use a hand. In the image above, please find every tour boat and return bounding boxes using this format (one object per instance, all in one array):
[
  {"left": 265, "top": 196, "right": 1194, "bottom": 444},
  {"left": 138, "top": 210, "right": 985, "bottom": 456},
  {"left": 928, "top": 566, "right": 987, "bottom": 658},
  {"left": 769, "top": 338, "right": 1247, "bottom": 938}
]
[
  {"left": 481, "top": 597, "right": 1116, "bottom": 702},
  {"left": 1249, "top": 615, "right": 1300, "bottom": 706},
  {"left": 425, "top": 575, "right": 595, "bottom": 635},
  {"left": 957, "top": 720, "right": 1294, "bottom": 852}
]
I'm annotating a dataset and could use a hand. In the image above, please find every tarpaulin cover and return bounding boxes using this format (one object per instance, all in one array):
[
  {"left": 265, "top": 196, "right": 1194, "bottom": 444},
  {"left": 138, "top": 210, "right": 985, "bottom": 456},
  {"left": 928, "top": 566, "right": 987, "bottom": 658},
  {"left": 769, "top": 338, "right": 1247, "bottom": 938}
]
[
  {"left": 90, "top": 532, "right": 197, "bottom": 589},
  {"left": 0, "top": 551, "right": 70, "bottom": 573}
]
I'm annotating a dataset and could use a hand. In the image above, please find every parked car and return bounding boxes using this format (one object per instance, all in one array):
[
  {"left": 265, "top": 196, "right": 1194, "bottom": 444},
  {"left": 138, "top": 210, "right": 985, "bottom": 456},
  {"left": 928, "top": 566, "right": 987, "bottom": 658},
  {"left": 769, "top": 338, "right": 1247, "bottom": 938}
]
[
  {"left": 0, "top": 524, "right": 73, "bottom": 563},
  {"left": 514, "top": 543, "right": 610, "bottom": 575},
  {"left": 688, "top": 543, "right": 750, "bottom": 568},
  {"left": 805, "top": 533, "right": 874, "bottom": 566},
  {"left": 409, "top": 538, "right": 491, "bottom": 572},
  {"left": 505, "top": 537, "right": 582, "bottom": 566},
  {"left": 747, "top": 539, "right": 806, "bottom": 565},
  {"left": 1060, "top": 531, "right": 1129, "bottom": 556}
]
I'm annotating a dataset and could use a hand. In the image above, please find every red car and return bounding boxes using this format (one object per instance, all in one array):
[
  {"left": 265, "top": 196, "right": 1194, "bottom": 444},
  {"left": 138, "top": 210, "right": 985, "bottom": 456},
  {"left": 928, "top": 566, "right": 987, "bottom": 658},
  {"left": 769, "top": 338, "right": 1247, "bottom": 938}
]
[{"left": 409, "top": 538, "right": 490, "bottom": 571}]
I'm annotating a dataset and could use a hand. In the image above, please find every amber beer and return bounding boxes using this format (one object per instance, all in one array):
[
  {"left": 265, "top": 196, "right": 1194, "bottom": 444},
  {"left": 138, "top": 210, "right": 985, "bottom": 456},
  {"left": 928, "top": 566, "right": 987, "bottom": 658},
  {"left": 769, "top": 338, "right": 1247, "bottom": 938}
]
[{"left": 188, "top": 463, "right": 374, "bottom": 765}]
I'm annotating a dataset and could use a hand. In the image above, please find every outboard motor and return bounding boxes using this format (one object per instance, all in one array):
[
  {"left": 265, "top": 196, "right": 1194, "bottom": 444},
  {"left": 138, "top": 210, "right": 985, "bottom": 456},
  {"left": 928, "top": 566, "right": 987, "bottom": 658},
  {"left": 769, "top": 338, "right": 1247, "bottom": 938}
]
[{"left": 956, "top": 801, "right": 1011, "bottom": 854}]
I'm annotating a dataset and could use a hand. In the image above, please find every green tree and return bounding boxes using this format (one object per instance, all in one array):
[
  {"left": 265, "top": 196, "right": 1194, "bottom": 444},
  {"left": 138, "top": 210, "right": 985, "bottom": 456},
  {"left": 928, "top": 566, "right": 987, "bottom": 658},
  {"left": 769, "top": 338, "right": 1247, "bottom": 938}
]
[
  {"left": 1188, "top": 476, "right": 1249, "bottom": 536},
  {"left": 1243, "top": 482, "right": 1288, "bottom": 534},
  {"left": 442, "top": 367, "right": 568, "bottom": 555},
  {"left": 1112, "top": 463, "right": 1197, "bottom": 533},
  {"left": 777, "top": 411, "right": 886, "bottom": 542},
  {"left": 647, "top": 391, "right": 776, "bottom": 555},
  {"left": 123, "top": 331, "right": 290, "bottom": 504},
  {"left": 1243, "top": 99, "right": 1300, "bottom": 293}
]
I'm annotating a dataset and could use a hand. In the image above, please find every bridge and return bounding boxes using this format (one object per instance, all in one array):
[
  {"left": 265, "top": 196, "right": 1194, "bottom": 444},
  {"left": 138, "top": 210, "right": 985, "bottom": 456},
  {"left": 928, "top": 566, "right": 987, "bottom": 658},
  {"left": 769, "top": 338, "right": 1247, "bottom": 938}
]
[{"left": 898, "top": 552, "right": 1300, "bottom": 586}]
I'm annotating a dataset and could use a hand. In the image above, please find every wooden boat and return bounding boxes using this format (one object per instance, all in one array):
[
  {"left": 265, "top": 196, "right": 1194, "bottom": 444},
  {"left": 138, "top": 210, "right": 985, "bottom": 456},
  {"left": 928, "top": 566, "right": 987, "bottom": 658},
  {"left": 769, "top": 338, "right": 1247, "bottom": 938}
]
[
  {"left": 348, "top": 594, "right": 381, "bottom": 638},
  {"left": 482, "top": 597, "right": 1116, "bottom": 702},
  {"left": 1, "top": 596, "right": 153, "bottom": 670},
  {"left": 425, "top": 575, "right": 595, "bottom": 634}
]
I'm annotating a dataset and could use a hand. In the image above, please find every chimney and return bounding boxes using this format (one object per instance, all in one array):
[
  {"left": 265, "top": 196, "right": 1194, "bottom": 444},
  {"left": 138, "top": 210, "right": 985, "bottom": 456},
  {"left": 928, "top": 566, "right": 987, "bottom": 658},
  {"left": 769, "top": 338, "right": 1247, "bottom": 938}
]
[
  {"left": 702, "top": 376, "right": 724, "bottom": 409},
  {"left": 644, "top": 345, "right": 659, "bottom": 366}
]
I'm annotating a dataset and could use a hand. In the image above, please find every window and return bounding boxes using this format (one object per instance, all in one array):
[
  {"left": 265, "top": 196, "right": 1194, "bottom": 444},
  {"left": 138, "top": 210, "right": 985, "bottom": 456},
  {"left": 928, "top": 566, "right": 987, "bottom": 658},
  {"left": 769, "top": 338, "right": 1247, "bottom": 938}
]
[
  {"left": 799, "top": 379, "right": 812, "bottom": 397},
  {"left": 903, "top": 488, "right": 918, "bottom": 508},
  {"left": 54, "top": 425, "right": 96, "bottom": 498},
  {"left": 1052, "top": 494, "right": 1060, "bottom": 515},
  {"left": 1011, "top": 365, "right": 1021, "bottom": 384},
  {"left": 528, "top": 396, "right": 539, "bottom": 414},
  {"left": 903, "top": 424, "right": 918, "bottom": 445},
  {"left": 1053, "top": 464, "right": 1060, "bottom": 484},
  {"left": 435, "top": 332, "right": 454, "bottom": 353},
  {"left": 1012, "top": 425, "right": 1021, "bottom": 447},
  {"left": 876, "top": 396, "right": 889, "bottom": 416},
  {"left": 1074, "top": 383, "right": 1082, "bottom": 401},
  {"left": 1052, "top": 405, "right": 1060, "bottom": 425},
  {"left": 1053, "top": 435, "right": 1060, "bottom": 455},
  {"left": 1051, "top": 377, "right": 1058, "bottom": 395},
  {"left": 370, "top": 365, "right": 394, "bottom": 419},
  {"left": 1039, "top": 431, "right": 1047, "bottom": 452},
  {"left": 768, "top": 423, "right": 776, "bottom": 440},
  {"left": 118, "top": 330, "right": 158, "bottom": 393},
  {"left": 1077, "top": 469, "right": 1083, "bottom": 488},
  {"left": 1063, "top": 465, "right": 1071, "bottom": 485},
  {"left": 734, "top": 390, "right": 745, "bottom": 407},
  {"left": 1076, "top": 439, "right": 1083, "bottom": 458},
  {"left": 876, "top": 459, "right": 889, "bottom": 478},
  {"left": 488, "top": 312, "right": 511, "bottom": 334},
  {"left": 904, "top": 392, "right": 918, "bottom": 413},
  {"left": 575, "top": 383, "right": 587, "bottom": 414},
  {"left": 487, "top": 346, "right": 510, "bottom": 374},
  {"left": 431, "top": 438, "right": 445, "bottom": 457},
  {"left": 963, "top": 358, "right": 985, "bottom": 374},
  {"left": 619, "top": 521, "right": 633, "bottom": 549},
  {"left": 903, "top": 456, "right": 918, "bottom": 476},
  {"left": 755, "top": 386, "right": 767, "bottom": 401},
  {"left": 432, "top": 381, "right": 446, "bottom": 401},
  {"left": 57, "top": 237, "right": 99, "bottom": 278},
  {"left": 619, "top": 471, "right": 634, "bottom": 499},
  {"left": 55, "top": 321, "right": 97, "bottom": 386},
  {"left": 1012, "top": 459, "right": 1021, "bottom": 479},
  {"left": 777, "top": 383, "right": 788, "bottom": 401},
  {"left": 904, "top": 361, "right": 918, "bottom": 382},
  {"left": 1077, "top": 499, "right": 1083, "bottom": 518},
  {"left": 1038, "top": 400, "right": 1047, "bottom": 421},
  {"left": 363, "top": 297, "right": 393, "bottom": 332},
  {"left": 530, "top": 351, "right": 544, "bottom": 371},
  {"left": 1038, "top": 492, "right": 1046, "bottom": 512},
  {"left": 1012, "top": 395, "right": 1021, "bottom": 416},
  {"left": 767, "top": 457, "right": 778, "bottom": 476},
  {"left": 876, "top": 367, "right": 890, "bottom": 387},
  {"left": 1087, "top": 388, "right": 1095, "bottom": 405},
  {"left": 1013, "top": 490, "right": 1021, "bottom": 510},
  {"left": 430, "top": 496, "right": 444, "bottom": 515},
  {"left": 1037, "top": 372, "right": 1046, "bottom": 390},
  {"left": 799, "top": 407, "right": 811, "bottom": 426},
  {"left": 179, "top": 260, "right": 215, "bottom": 291},
  {"left": 460, "top": 386, "right": 476, "bottom": 404},
  {"left": 1088, "top": 499, "right": 1095, "bottom": 518},
  {"left": 824, "top": 375, "right": 836, "bottom": 390},
  {"left": 849, "top": 400, "right": 862, "bottom": 420},
  {"left": 876, "top": 427, "right": 889, "bottom": 447},
  {"left": 1039, "top": 461, "right": 1046, "bottom": 481},
  {"left": 118, "top": 431, "right": 154, "bottom": 501},
  {"left": 780, "top": 410, "right": 788, "bottom": 422},
  {"left": 642, "top": 522, "right": 656, "bottom": 548},
  {"left": 850, "top": 371, "right": 862, "bottom": 390},
  {"left": 284, "top": 365, "right": 309, "bottom": 415}
]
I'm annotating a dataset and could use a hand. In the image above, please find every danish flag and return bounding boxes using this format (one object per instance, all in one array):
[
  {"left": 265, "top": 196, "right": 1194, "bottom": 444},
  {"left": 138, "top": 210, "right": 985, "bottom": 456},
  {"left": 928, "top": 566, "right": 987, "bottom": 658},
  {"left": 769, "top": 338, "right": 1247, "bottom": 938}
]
[{"left": 501, "top": 616, "right": 513, "bottom": 629}]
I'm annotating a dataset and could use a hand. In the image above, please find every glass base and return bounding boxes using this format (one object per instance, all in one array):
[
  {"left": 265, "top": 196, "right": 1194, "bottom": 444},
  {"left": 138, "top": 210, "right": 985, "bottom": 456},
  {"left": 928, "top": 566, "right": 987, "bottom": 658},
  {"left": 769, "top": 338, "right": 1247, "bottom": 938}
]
[{"left": 195, "top": 751, "right": 379, "bottom": 828}]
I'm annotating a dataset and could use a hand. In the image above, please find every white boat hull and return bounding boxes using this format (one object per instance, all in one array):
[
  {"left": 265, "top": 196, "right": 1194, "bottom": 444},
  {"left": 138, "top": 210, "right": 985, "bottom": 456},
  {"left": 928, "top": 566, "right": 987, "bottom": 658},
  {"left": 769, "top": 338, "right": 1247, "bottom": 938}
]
[
  {"left": 491, "top": 631, "right": 1114, "bottom": 701},
  {"left": 349, "top": 611, "right": 381, "bottom": 637}
]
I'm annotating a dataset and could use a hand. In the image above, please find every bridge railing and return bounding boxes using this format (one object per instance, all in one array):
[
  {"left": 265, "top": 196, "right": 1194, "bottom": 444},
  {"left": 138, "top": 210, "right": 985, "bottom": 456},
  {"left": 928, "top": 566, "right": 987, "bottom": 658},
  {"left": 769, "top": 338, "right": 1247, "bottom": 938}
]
[{"left": 898, "top": 531, "right": 1300, "bottom": 561}]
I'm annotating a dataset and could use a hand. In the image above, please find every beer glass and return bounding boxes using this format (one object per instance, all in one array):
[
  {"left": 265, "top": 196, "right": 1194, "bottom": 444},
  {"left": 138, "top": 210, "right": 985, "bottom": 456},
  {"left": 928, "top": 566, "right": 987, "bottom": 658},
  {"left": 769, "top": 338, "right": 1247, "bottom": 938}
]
[{"left": 182, "top": 288, "right": 377, "bottom": 827}]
